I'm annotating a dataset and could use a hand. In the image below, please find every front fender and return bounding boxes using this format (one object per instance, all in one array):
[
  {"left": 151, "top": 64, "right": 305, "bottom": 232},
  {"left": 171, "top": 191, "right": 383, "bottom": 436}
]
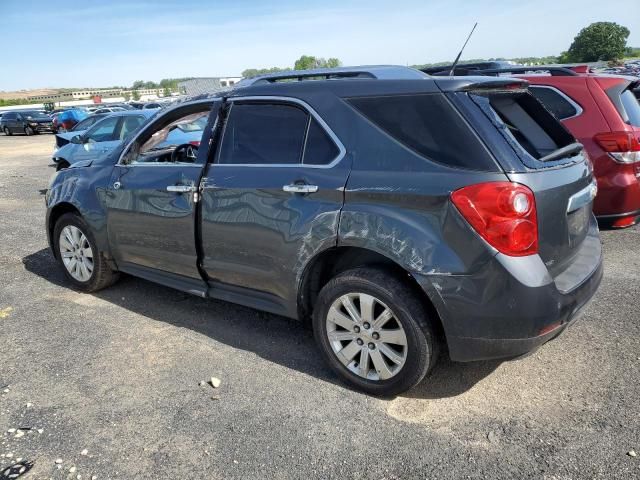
[{"left": 46, "top": 165, "right": 114, "bottom": 258}]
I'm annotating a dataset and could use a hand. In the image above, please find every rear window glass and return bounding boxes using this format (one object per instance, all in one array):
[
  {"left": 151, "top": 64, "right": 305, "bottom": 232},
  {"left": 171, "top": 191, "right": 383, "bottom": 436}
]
[
  {"left": 472, "top": 92, "right": 575, "bottom": 160},
  {"left": 529, "top": 86, "right": 579, "bottom": 120},
  {"left": 347, "top": 94, "right": 496, "bottom": 170},
  {"left": 620, "top": 89, "right": 640, "bottom": 127}
]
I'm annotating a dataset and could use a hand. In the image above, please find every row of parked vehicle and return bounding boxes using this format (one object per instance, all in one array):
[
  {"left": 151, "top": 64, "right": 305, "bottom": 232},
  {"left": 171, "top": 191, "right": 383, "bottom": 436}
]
[
  {"left": 43, "top": 63, "right": 634, "bottom": 395},
  {"left": 0, "top": 101, "right": 169, "bottom": 136}
]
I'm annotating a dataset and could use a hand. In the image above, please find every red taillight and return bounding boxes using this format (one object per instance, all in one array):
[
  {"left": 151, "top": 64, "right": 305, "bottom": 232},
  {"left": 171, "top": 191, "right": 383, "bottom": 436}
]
[
  {"left": 189, "top": 140, "right": 201, "bottom": 146},
  {"left": 451, "top": 182, "right": 538, "bottom": 257},
  {"left": 594, "top": 131, "right": 640, "bottom": 163}
]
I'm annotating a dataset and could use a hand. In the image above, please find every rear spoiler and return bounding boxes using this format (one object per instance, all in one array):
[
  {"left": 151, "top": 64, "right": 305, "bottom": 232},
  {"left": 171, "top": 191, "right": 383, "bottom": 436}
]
[{"left": 435, "top": 77, "right": 529, "bottom": 93}]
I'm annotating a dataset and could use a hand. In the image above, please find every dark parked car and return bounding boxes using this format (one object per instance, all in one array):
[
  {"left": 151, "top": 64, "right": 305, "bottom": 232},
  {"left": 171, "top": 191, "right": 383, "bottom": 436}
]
[
  {"left": 45, "top": 66, "right": 602, "bottom": 396},
  {"left": 1, "top": 110, "right": 54, "bottom": 135}
]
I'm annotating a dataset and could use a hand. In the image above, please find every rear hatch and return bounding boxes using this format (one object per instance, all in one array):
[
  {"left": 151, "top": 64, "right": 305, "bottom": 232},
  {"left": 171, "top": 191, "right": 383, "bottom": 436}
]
[{"left": 439, "top": 78, "right": 597, "bottom": 281}]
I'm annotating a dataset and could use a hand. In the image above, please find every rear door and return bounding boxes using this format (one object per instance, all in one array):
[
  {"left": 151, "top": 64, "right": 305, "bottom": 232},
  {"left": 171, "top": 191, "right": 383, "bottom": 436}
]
[{"left": 200, "top": 98, "right": 350, "bottom": 317}]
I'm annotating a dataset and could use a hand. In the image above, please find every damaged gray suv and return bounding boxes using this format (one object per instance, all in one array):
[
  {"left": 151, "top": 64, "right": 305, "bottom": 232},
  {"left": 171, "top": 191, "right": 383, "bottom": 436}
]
[{"left": 46, "top": 66, "right": 602, "bottom": 396}]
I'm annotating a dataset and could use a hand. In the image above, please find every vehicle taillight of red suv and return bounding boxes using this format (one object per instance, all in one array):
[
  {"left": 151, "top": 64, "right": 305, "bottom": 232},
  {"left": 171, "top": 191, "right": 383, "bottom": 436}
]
[{"left": 424, "top": 65, "right": 640, "bottom": 228}]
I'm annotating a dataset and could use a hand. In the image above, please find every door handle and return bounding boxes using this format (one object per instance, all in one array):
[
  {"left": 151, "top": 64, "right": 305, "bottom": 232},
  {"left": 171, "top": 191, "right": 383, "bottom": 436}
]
[
  {"left": 167, "top": 185, "right": 197, "bottom": 193},
  {"left": 283, "top": 184, "right": 318, "bottom": 194}
]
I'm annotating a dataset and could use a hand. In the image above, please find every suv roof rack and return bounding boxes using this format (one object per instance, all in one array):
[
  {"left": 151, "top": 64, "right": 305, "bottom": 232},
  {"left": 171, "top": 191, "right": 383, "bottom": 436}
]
[
  {"left": 470, "top": 66, "right": 580, "bottom": 77},
  {"left": 238, "top": 65, "right": 428, "bottom": 87}
]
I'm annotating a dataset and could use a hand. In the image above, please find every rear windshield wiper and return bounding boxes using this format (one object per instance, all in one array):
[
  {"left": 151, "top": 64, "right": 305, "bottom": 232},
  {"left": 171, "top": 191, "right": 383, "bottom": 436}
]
[{"left": 538, "top": 142, "right": 584, "bottom": 163}]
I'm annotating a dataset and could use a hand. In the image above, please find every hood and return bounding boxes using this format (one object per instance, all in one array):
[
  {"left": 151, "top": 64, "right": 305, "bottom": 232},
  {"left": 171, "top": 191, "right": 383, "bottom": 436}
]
[{"left": 55, "top": 129, "right": 88, "bottom": 149}]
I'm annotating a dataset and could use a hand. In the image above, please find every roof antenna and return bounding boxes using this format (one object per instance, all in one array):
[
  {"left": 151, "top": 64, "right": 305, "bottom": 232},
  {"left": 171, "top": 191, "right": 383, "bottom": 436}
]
[{"left": 448, "top": 22, "right": 478, "bottom": 76}]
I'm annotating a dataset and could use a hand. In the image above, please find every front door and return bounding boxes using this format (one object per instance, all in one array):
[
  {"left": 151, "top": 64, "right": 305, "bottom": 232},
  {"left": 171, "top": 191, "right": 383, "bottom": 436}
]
[
  {"left": 200, "top": 99, "right": 350, "bottom": 317},
  {"left": 105, "top": 101, "right": 220, "bottom": 283}
]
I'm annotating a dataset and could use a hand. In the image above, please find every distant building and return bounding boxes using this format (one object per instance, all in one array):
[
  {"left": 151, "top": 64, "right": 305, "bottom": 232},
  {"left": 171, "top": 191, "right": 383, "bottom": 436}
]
[
  {"left": 178, "top": 77, "right": 242, "bottom": 95},
  {"left": 27, "top": 88, "right": 170, "bottom": 103}
]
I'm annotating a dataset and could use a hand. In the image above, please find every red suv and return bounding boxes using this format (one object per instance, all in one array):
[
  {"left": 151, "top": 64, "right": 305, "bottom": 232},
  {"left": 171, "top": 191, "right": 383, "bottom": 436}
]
[{"left": 476, "top": 66, "right": 640, "bottom": 228}]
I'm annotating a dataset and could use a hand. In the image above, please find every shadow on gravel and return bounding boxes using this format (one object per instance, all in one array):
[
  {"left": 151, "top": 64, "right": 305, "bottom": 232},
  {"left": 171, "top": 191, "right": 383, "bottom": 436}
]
[{"left": 23, "top": 248, "right": 499, "bottom": 399}]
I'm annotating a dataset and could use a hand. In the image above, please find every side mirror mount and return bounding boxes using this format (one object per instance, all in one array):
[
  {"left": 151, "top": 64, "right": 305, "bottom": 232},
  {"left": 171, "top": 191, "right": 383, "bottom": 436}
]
[{"left": 70, "top": 135, "right": 84, "bottom": 144}]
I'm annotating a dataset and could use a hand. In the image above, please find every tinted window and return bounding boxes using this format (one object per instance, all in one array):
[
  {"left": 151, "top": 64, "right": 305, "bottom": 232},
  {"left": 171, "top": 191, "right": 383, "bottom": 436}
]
[
  {"left": 85, "top": 117, "right": 119, "bottom": 142},
  {"left": 348, "top": 94, "right": 496, "bottom": 170},
  {"left": 3, "top": 113, "right": 16, "bottom": 120},
  {"left": 218, "top": 103, "right": 308, "bottom": 165},
  {"left": 303, "top": 117, "right": 340, "bottom": 165},
  {"left": 529, "top": 86, "right": 579, "bottom": 120},
  {"left": 620, "top": 89, "right": 640, "bottom": 127}
]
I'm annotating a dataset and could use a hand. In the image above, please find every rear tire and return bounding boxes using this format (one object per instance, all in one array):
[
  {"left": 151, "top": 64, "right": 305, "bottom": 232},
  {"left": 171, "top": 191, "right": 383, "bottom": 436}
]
[
  {"left": 3, "top": 127, "right": 11, "bottom": 136},
  {"left": 312, "top": 267, "right": 438, "bottom": 396},
  {"left": 53, "top": 213, "right": 119, "bottom": 292}
]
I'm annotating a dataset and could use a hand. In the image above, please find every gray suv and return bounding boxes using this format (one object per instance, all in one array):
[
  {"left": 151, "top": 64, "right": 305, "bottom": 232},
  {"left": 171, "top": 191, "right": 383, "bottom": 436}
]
[{"left": 45, "top": 66, "right": 602, "bottom": 396}]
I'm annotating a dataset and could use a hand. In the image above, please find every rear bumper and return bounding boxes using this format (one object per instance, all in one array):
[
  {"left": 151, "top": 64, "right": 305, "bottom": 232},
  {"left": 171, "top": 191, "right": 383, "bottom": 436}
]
[
  {"left": 441, "top": 259, "right": 602, "bottom": 361},
  {"left": 30, "top": 123, "right": 54, "bottom": 132},
  {"left": 415, "top": 220, "right": 603, "bottom": 362}
]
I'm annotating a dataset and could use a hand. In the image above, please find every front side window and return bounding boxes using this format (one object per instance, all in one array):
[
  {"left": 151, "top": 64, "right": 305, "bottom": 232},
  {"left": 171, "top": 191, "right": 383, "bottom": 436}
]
[
  {"left": 122, "top": 109, "right": 210, "bottom": 165},
  {"left": 85, "top": 116, "right": 119, "bottom": 143},
  {"left": 218, "top": 103, "right": 308, "bottom": 165}
]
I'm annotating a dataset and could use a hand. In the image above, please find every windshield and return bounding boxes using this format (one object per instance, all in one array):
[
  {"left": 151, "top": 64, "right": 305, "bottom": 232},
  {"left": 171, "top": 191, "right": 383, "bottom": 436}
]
[{"left": 22, "top": 111, "right": 50, "bottom": 119}]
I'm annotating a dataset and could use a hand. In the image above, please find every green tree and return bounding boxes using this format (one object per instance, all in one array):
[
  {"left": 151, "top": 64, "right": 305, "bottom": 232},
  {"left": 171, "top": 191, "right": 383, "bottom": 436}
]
[
  {"left": 132, "top": 90, "right": 140, "bottom": 101},
  {"left": 123, "top": 92, "right": 131, "bottom": 101},
  {"left": 565, "top": 22, "right": 630, "bottom": 62},
  {"left": 163, "top": 87, "right": 171, "bottom": 97},
  {"left": 241, "top": 67, "right": 288, "bottom": 78},
  {"left": 132, "top": 80, "right": 145, "bottom": 89},
  {"left": 325, "top": 57, "right": 341, "bottom": 68},
  {"left": 294, "top": 55, "right": 319, "bottom": 70}
]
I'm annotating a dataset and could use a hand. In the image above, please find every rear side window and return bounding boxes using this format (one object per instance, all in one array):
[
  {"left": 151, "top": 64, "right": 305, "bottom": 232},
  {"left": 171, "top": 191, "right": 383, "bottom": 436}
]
[
  {"left": 218, "top": 103, "right": 308, "bottom": 165},
  {"left": 347, "top": 94, "right": 496, "bottom": 170},
  {"left": 529, "top": 86, "right": 580, "bottom": 120},
  {"left": 218, "top": 103, "right": 342, "bottom": 166},
  {"left": 473, "top": 92, "right": 575, "bottom": 160},
  {"left": 620, "top": 90, "right": 640, "bottom": 127},
  {"left": 4, "top": 113, "right": 16, "bottom": 120},
  {"left": 303, "top": 118, "right": 340, "bottom": 165}
]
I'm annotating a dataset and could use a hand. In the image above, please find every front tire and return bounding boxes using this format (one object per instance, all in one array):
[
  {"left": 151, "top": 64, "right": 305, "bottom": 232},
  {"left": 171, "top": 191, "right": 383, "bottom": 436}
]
[
  {"left": 24, "top": 126, "right": 34, "bottom": 136},
  {"left": 312, "top": 267, "right": 438, "bottom": 396},
  {"left": 53, "top": 213, "right": 119, "bottom": 292}
]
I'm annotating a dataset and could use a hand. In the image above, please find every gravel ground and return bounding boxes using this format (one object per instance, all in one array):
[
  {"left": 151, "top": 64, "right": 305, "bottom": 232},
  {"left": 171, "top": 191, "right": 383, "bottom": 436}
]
[{"left": 0, "top": 133, "right": 638, "bottom": 480}]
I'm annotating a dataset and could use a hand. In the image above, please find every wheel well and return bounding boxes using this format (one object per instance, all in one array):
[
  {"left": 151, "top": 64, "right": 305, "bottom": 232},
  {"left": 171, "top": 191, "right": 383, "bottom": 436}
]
[
  {"left": 298, "top": 247, "right": 445, "bottom": 342},
  {"left": 48, "top": 203, "right": 81, "bottom": 256},
  {"left": 55, "top": 159, "right": 70, "bottom": 171}
]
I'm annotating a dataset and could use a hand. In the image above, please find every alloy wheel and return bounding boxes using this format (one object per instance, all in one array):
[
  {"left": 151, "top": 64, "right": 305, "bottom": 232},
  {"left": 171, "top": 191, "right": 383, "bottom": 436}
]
[
  {"left": 325, "top": 292, "right": 408, "bottom": 381},
  {"left": 58, "top": 225, "right": 94, "bottom": 282}
]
